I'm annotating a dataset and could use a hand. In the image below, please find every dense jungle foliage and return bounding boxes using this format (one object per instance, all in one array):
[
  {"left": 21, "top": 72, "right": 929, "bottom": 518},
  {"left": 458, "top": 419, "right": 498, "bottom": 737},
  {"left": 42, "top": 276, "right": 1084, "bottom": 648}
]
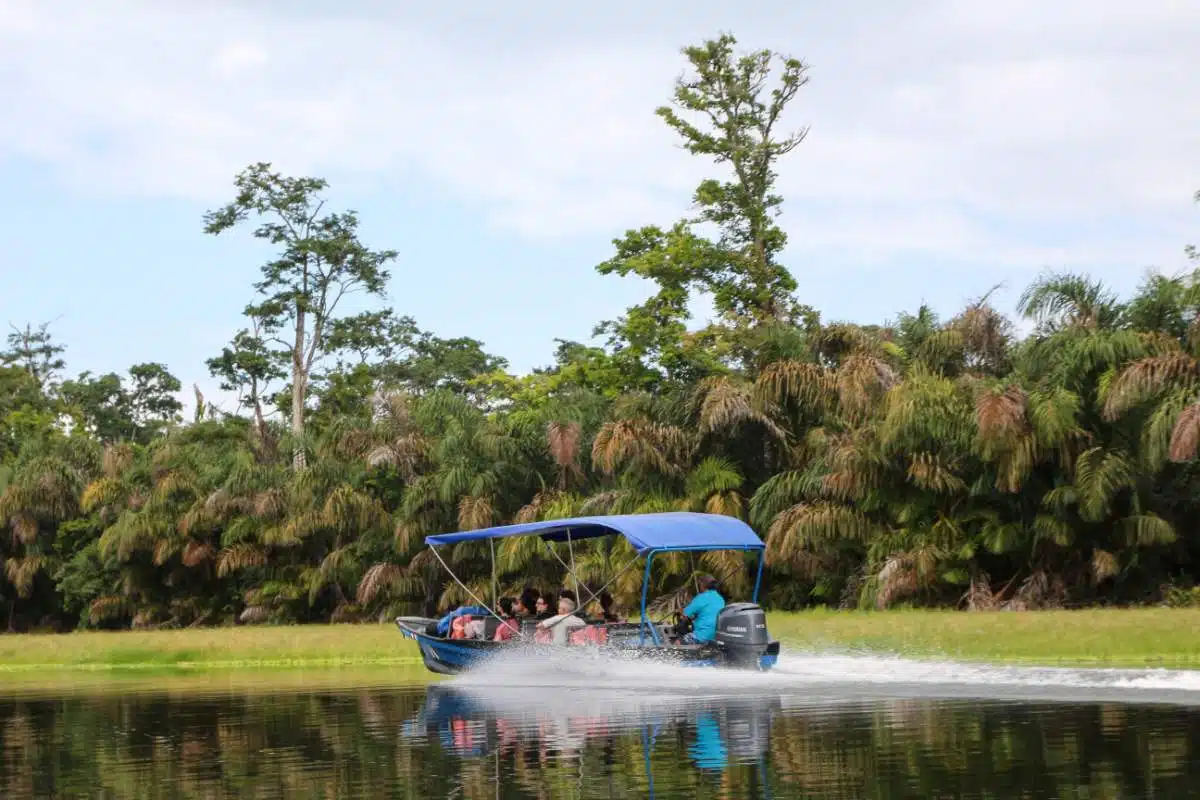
[{"left": 2, "top": 35, "right": 1199, "bottom": 630}]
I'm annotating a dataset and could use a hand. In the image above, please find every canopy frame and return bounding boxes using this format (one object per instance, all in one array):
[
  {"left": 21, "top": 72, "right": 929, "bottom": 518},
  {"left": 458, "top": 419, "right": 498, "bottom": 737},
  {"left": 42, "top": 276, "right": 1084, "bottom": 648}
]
[{"left": 423, "top": 513, "right": 767, "bottom": 645}]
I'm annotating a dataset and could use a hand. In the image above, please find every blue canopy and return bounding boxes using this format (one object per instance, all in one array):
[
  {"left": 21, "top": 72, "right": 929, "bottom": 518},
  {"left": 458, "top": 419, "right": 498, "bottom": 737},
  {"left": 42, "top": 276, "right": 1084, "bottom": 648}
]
[{"left": 424, "top": 512, "right": 764, "bottom": 554}]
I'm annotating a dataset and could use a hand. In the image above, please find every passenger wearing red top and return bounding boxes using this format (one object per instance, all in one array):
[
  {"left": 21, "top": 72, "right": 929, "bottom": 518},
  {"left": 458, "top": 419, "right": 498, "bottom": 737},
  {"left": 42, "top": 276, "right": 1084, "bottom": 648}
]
[{"left": 493, "top": 597, "right": 521, "bottom": 641}]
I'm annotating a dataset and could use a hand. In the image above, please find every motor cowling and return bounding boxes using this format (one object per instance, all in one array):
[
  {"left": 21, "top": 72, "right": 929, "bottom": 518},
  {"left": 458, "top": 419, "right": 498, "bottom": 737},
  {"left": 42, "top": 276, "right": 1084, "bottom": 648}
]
[{"left": 714, "top": 602, "right": 772, "bottom": 667}]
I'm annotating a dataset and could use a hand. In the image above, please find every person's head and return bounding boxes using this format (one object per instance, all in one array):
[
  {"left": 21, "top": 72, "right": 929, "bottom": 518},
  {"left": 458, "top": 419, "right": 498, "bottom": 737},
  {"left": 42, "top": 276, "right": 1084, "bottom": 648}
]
[
  {"left": 535, "top": 594, "right": 550, "bottom": 614},
  {"left": 558, "top": 596, "right": 577, "bottom": 616},
  {"left": 698, "top": 575, "right": 719, "bottom": 593},
  {"left": 498, "top": 597, "right": 515, "bottom": 617},
  {"left": 519, "top": 587, "right": 539, "bottom": 615},
  {"left": 599, "top": 591, "right": 613, "bottom": 611},
  {"left": 558, "top": 588, "right": 577, "bottom": 605}
]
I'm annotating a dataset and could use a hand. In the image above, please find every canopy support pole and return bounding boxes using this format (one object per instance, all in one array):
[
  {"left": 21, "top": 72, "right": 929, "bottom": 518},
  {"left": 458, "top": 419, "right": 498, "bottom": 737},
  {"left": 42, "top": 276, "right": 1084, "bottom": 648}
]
[
  {"left": 566, "top": 529, "right": 581, "bottom": 611},
  {"left": 427, "top": 545, "right": 513, "bottom": 635},
  {"left": 639, "top": 551, "right": 660, "bottom": 646},
  {"left": 489, "top": 538, "right": 498, "bottom": 610},
  {"left": 752, "top": 548, "right": 765, "bottom": 603},
  {"left": 539, "top": 538, "right": 640, "bottom": 612}
]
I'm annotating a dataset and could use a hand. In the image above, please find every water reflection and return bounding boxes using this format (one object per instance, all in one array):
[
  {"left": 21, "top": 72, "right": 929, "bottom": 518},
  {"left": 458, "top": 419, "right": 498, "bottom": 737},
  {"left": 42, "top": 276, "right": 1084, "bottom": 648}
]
[{"left": 2, "top": 679, "right": 1200, "bottom": 797}]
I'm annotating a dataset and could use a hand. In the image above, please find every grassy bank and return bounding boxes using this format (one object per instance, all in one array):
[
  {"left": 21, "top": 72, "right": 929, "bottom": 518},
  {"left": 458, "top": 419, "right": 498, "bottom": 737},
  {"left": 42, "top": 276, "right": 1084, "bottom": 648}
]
[
  {"left": 773, "top": 608, "right": 1200, "bottom": 667},
  {"left": 0, "top": 624, "right": 420, "bottom": 674},
  {"left": 1, "top": 609, "right": 1198, "bottom": 687}
]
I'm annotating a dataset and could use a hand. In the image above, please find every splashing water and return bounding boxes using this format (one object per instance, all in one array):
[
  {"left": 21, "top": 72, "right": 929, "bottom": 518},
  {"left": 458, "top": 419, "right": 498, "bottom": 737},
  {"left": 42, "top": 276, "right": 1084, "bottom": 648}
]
[{"left": 448, "top": 647, "right": 1200, "bottom": 706}]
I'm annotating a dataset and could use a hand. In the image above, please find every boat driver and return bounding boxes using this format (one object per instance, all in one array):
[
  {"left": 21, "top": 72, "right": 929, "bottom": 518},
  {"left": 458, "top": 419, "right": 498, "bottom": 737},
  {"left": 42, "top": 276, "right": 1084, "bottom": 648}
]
[{"left": 679, "top": 575, "right": 725, "bottom": 644}]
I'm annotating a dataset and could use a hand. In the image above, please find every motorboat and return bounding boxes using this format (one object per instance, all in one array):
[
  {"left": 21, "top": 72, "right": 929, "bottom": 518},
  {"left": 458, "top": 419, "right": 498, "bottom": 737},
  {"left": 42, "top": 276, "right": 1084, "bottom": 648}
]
[{"left": 395, "top": 512, "right": 781, "bottom": 674}]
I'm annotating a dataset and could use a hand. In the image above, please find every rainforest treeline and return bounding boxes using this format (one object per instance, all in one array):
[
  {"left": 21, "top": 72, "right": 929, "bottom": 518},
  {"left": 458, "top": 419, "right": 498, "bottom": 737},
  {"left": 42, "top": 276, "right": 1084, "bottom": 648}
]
[{"left": 2, "top": 35, "right": 1199, "bottom": 631}]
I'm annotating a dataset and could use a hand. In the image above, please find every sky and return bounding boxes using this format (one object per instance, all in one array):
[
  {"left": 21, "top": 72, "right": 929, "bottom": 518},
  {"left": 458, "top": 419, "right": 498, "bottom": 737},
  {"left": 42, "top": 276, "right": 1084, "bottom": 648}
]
[{"left": 1, "top": 0, "right": 1198, "bottom": 415}]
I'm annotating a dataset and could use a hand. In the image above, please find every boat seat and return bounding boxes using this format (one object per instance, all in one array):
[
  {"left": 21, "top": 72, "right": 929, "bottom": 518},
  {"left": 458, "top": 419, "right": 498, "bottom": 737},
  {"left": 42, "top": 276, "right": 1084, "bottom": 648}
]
[{"left": 568, "top": 625, "right": 608, "bottom": 646}]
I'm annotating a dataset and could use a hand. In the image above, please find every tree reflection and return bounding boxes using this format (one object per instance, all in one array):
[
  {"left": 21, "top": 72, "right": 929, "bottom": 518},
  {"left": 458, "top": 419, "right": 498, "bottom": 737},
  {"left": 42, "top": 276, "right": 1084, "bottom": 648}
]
[{"left": 0, "top": 684, "right": 1198, "bottom": 798}]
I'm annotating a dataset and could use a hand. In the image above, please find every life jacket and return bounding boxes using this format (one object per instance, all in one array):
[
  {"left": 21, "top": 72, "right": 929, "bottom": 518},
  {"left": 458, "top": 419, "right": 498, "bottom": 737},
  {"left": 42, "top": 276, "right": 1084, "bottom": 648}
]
[
  {"left": 534, "top": 625, "right": 552, "bottom": 644},
  {"left": 450, "top": 615, "right": 471, "bottom": 640}
]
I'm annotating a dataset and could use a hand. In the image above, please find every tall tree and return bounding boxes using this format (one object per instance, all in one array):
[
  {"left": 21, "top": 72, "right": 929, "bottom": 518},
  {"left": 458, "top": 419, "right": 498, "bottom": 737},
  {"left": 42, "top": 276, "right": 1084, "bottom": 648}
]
[
  {"left": 203, "top": 163, "right": 398, "bottom": 470},
  {"left": 596, "top": 34, "right": 811, "bottom": 382},
  {"left": 2, "top": 321, "right": 66, "bottom": 393},
  {"left": 657, "top": 33, "right": 809, "bottom": 324}
]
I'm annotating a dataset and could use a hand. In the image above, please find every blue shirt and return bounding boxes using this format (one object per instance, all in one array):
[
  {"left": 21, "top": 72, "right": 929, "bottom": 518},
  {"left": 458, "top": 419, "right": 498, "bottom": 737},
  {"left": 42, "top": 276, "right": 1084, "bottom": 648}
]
[{"left": 683, "top": 590, "right": 725, "bottom": 643}]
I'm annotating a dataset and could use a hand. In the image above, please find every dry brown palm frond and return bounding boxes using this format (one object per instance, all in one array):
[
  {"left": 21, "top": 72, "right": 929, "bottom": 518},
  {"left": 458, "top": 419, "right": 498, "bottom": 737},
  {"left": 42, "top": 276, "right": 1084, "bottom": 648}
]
[
  {"left": 1091, "top": 549, "right": 1119, "bottom": 583},
  {"left": 963, "top": 572, "right": 1000, "bottom": 611},
  {"left": 333, "top": 427, "right": 375, "bottom": 460},
  {"left": 367, "top": 433, "right": 427, "bottom": 479},
  {"left": 514, "top": 490, "right": 556, "bottom": 523},
  {"left": 330, "top": 603, "right": 361, "bottom": 623},
  {"left": 457, "top": 495, "right": 495, "bottom": 531},
  {"left": 153, "top": 537, "right": 181, "bottom": 566},
  {"left": 754, "top": 359, "right": 832, "bottom": 409},
  {"left": 766, "top": 502, "right": 873, "bottom": 567},
  {"left": 251, "top": 488, "right": 285, "bottom": 520},
  {"left": 1105, "top": 352, "right": 1200, "bottom": 421},
  {"left": 322, "top": 487, "right": 389, "bottom": 535},
  {"left": 102, "top": 444, "right": 134, "bottom": 479},
  {"left": 1170, "top": 403, "right": 1200, "bottom": 462},
  {"left": 239, "top": 605, "right": 269, "bottom": 624},
  {"left": 217, "top": 544, "right": 267, "bottom": 577},
  {"left": 548, "top": 420, "right": 582, "bottom": 470},
  {"left": 1005, "top": 569, "right": 1066, "bottom": 611},
  {"left": 820, "top": 432, "right": 882, "bottom": 501},
  {"left": 952, "top": 300, "right": 1011, "bottom": 373},
  {"left": 10, "top": 514, "right": 38, "bottom": 546},
  {"left": 976, "top": 385, "right": 1028, "bottom": 442},
  {"left": 591, "top": 419, "right": 692, "bottom": 476},
  {"left": 697, "top": 376, "right": 788, "bottom": 441},
  {"left": 4, "top": 555, "right": 47, "bottom": 598},
  {"left": 875, "top": 555, "right": 920, "bottom": 610},
  {"left": 81, "top": 477, "right": 124, "bottom": 514},
  {"left": 203, "top": 488, "right": 232, "bottom": 518},
  {"left": 907, "top": 453, "right": 968, "bottom": 494},
  {"left": 577, "top": 490, "right": 623, "bottom": 516},
  {"left": 704, "top": 490, "right": 745, "bottom": 519},
  {"left": 393, "top": 520, "right": 424, "bottom": 555},
  {"left": 88, "top": 595, "right": 130, "bottom": 624},
  {"left": 356, "top": 563, "right": 404, "bottom": 604},
  {"left": 836, "top": 354, "right": 896, "bottom": 421},
  {"left": 182, "top": 541, "right": 214, "bottom": 568}
]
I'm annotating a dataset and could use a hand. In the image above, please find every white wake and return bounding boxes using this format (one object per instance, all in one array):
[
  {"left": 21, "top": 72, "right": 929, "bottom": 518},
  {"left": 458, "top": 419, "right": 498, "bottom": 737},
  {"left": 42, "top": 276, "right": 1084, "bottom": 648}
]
[{"left": 448, "top": 647, "right": 1200, "bottom": 706}]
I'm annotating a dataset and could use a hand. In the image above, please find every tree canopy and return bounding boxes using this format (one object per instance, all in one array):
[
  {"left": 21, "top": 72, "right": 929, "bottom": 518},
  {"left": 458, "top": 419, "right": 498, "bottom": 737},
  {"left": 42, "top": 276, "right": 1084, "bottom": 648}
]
[{"left": 2, "top": 34, "right": 1199, "bottom": 631}]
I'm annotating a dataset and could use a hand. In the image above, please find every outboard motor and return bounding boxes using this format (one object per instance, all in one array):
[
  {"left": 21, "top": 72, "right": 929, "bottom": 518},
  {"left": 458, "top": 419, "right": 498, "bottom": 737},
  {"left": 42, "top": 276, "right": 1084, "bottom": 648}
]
[{"left": 714, "top": 603, "right": 779, "bottom": 669}]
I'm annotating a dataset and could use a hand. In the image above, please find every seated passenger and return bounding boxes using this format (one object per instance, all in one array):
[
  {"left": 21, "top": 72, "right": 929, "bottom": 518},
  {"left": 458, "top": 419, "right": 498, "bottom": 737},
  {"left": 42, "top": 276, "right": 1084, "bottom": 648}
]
[
  {"left": 679, "top": 575, "right": 725, "bottom": 645},
  {"left": 493, "top": 597, "right": 521, "bottom": 642},
  {"left": 598, "top": 591, "right": 621, "bottom": 624},
  {"left": 537, "top": 596, "right": 586, "bottom": 645},
  {"left": 434, "top": 604, "right": 490, "bottom": 637},
  {"left": 534, "top": 593, "right": 554, "bottom": 620},
  {"left": 517, "top": 588, "right": 539, "bottom": 619}
]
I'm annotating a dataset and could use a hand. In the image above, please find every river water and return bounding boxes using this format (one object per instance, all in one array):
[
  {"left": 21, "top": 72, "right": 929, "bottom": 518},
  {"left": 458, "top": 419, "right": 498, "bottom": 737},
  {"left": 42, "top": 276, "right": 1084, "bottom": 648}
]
[{"left": 4, "top": 651, "right": 1200, "bottom": 798}]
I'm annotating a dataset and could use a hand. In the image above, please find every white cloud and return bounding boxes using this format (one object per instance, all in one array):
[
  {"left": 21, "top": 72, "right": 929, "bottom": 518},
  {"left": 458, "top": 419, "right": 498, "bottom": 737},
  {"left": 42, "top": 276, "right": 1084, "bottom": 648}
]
[{"left": 0, "top": 0, "right": 1197, "bottom": 273}]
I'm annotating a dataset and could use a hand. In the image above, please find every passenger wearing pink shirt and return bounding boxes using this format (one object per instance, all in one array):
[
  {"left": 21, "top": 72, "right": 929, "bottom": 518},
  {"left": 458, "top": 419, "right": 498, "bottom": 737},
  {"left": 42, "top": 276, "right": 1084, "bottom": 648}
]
[{"left": 493, "top": 597, "right": 521, "bottom": 641}]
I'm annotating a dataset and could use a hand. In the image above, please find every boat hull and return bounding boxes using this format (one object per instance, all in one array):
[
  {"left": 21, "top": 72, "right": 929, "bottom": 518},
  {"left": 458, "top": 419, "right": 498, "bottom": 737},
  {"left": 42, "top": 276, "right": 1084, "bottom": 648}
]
[{"left": 395, "top": 617, "right": 780, "bottom": 675}]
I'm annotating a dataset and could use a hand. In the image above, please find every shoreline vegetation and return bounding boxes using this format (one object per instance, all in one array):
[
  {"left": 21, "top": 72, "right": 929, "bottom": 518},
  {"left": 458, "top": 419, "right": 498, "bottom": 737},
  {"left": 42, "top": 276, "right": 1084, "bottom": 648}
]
[
  {"left": 3, "top": 32, "right": 1200, "bottom": 640},
  {"left": 3, "top": 610, "right": 1200, "bottom": 692}
]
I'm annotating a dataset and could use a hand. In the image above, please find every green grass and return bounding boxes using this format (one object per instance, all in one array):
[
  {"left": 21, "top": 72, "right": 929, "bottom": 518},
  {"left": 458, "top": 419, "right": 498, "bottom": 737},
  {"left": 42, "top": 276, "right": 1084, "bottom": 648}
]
[
  {"left": 0, "top": 624, "right": 421, "bottom": 673},
  {"left": 771, "top": 608, "right": 1200, "bottom": 668},
  {"left": 1, "top": 608, "right": 1198, "bottom": 694}
]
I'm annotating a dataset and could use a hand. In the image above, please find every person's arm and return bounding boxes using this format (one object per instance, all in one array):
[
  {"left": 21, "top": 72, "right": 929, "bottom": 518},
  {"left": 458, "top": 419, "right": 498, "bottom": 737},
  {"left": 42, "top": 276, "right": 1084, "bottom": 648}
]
[{"left": 682, "top": 595, "right": 700, "bottom": 619}]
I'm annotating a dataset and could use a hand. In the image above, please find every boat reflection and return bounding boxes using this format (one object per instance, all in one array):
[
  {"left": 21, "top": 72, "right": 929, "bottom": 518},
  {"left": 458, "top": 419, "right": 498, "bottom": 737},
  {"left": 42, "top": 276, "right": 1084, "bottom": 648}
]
[{"left": 403, "top": 684, "right": 780, "bottom": 780}]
